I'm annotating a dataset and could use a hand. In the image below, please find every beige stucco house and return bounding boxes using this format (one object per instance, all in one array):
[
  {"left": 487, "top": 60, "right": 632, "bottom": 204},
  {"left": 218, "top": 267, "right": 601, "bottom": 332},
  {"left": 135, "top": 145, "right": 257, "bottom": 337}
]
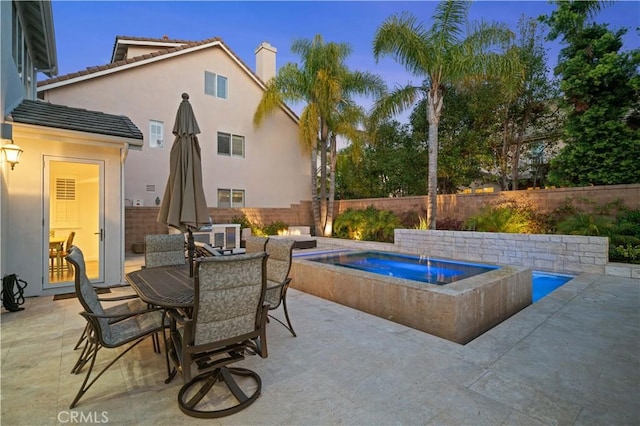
[
  {"left": 38, "top": 35, "right": 310, "bottom": 210},
  {"left": 2, "top": 0, "right": 144, "bottom": 297}
]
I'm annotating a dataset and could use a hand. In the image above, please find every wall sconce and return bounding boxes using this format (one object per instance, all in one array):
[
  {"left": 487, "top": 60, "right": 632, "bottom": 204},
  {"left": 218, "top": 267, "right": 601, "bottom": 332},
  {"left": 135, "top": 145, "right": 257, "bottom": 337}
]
[{"left": 1, "top": 123, "right": 22, "bottom": 170}]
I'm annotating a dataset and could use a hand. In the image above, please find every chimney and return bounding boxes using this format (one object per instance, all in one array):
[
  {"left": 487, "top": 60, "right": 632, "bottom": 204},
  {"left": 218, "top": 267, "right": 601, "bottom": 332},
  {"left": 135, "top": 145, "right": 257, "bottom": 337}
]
[{"left": 255, "top": 42, "right": 277, "bottom": 82}]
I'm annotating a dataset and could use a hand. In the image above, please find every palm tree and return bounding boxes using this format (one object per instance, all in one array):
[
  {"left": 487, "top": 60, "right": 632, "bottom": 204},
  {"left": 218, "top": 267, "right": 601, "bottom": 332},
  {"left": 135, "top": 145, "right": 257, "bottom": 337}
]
[
  {"left": 373, "top": 1, "right": 522, "bottom": 229},
  {"left": 254, "top": 34, "right": 385, "bottom": 236}
]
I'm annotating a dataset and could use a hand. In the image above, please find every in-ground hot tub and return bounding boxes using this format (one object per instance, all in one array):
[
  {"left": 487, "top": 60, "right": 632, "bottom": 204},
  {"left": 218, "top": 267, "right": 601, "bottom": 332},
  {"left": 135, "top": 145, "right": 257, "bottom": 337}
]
[{"left": 290, "top": 250, "right": 532, "bottom": 344}]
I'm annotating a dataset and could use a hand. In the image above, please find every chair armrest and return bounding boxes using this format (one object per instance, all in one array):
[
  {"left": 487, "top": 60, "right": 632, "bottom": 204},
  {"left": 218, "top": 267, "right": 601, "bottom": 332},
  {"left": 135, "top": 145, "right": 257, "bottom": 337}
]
[
  {"left": 81, "top": 306, "right": 160, "bottom": 321},
  {"left": 166, "top": 308, "right": 190, "bottom": 326},
  {"left": 266, "top": 277, "right": 291, "bottom": 291},
  {"left": 97, "top": 293, "right": 139, "bottom": 302}
]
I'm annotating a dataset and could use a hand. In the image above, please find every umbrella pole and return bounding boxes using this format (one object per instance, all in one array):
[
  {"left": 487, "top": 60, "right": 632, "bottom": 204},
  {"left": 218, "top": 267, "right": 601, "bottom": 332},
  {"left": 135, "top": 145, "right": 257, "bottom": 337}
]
[{"left": 187, "top": 229, "right": 195, "bottom": 277}]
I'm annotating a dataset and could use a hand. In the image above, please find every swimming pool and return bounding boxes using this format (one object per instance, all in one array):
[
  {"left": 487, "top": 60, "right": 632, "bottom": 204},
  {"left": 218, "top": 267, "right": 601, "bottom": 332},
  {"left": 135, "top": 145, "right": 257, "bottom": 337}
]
[
  {"left": 308, "top": 251, "right": 499, "bottom": 285},
  {"left": 532, "top": 271, "right": 574, "bottom": 302},
  {"left": 291, "top": 250, "right": 532, "bottom": 344},
  {"left": 298, "top": 250, "right": 572, "bottom": 301}
]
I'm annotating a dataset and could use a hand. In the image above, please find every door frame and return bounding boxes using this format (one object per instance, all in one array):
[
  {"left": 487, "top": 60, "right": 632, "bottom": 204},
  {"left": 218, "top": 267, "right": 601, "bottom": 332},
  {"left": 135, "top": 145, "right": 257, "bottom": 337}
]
[{"left": 43, "top": 156, "right": 105, "bottom": 289}]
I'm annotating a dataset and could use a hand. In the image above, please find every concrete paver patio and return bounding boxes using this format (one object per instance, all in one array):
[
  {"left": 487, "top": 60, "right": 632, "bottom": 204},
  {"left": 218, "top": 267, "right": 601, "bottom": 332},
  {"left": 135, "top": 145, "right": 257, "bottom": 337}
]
[{"left": 1, "top": 256, "right": 638, "bottom": 425}]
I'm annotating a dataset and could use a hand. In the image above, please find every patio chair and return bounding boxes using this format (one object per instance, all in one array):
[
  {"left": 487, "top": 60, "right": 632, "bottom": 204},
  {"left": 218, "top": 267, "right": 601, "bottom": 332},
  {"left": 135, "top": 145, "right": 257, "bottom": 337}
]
[
  {"left": 72, "top": 290, "right": 151, "bottom": 351},
  {"left": 166, "top": 252, "right": 269, "bottom": 418},
  {"left": 144, "top": 234, "right": 186, "bottom": 268},
  {"left": 66, "top": 245, "right": 165, "bottom": 409},
  {"left": 244, "top": 235, "right": 268, "bottom": 254},
  {"left": 264, "top": 238, "right": 297, "bottom": 337},
  {"left": 49, "top": 231, "right": 75, "bottom": 274}
]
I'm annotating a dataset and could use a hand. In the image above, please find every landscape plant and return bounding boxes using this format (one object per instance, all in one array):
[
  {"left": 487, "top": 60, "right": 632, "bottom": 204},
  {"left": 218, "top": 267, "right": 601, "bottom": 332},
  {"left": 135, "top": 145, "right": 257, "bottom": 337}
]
[
  {"left": 462, "top": 200, "right": 551, "bottom": 234},
  {"left": 333, "top": 206, "right": 401, "bottom": 243}
]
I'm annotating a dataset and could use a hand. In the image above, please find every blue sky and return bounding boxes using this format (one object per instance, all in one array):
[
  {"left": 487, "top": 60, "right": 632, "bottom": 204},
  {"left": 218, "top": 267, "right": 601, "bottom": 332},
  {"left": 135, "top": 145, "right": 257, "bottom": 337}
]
[{"left": 51, "top": 1, "right": 639, "bottom": 121}]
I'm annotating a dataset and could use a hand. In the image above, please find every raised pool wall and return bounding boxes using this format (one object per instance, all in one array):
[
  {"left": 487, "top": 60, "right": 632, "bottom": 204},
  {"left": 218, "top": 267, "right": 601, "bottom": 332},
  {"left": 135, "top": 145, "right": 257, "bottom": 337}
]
[
  {"left": 290, "top": 258, "right": 531, "bottom": 344},
  {"left": 289, "top": 231, "right": 610, "bottom": 343}
]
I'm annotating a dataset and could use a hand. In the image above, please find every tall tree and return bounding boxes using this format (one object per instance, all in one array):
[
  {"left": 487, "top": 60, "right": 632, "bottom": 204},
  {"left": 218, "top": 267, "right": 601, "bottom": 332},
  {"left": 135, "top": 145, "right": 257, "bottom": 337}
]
[
  {"left": 372, "top": 1, "right": 522, "bottom": 229},
  {"left": 410, "top": 85, "right": 494, "bottom": 193},
  {"left": 542, "top": 0, "right": 640, "bottom": 186},
  {"left": 496, "top": 15, "right": 561, "bottom": 190},
  {"left": 254, "top": 35, "right": 385, "bottom": 236},
  {"left": 336, "top": 120, "right": 427, "bottom": 198}
]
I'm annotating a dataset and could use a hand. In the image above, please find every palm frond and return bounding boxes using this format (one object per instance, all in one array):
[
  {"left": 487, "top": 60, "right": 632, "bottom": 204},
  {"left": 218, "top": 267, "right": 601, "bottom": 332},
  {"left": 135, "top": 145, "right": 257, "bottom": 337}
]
[
  {"left": 253, "top": 80, "right": 284, "bottom": 127},
  {"left": 298, "top": 104, "right": 320, "bottom": 153},
  {"left": 371, "top": 84, "right": 422, "bottom": 123},
  {"left": 430, "top": 0, "right": 470, "bottom": 48},
  {"left": 343, "top": 71, "right": 388, "bottom": 99},
  {"left": 373, "top": 12, "right": 430, "bottom": 76}
]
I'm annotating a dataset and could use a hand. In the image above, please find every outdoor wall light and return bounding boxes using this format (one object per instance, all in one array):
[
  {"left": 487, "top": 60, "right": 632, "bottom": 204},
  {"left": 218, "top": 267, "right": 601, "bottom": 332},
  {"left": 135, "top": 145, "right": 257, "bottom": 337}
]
[{"left": 1, "top": 123, "right": 22, "bottom": 170}]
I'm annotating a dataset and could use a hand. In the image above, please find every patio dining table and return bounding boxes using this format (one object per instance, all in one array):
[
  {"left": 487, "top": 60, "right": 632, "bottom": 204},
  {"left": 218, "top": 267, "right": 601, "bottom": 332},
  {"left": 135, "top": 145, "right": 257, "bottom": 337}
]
[{"left": 125, "top": 264, "right": 194, "bottom": 310}]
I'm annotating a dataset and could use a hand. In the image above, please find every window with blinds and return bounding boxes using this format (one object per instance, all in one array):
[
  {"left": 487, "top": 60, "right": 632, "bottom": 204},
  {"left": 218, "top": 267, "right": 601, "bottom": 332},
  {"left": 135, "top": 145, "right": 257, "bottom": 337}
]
[{"left": 54, "top": 178, "right": 79, "bottom": 227}]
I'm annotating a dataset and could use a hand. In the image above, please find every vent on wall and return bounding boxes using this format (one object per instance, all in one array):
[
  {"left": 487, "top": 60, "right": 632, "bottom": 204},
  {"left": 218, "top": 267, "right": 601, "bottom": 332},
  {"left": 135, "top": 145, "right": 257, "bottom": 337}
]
[{"left": 146, "top": 185, "right": 155, "bottom": 192}]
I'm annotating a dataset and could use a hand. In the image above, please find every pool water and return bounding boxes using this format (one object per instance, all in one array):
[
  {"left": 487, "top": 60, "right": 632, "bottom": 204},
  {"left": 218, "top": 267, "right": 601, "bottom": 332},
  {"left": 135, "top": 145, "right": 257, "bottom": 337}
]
[
  {"left": 301, "top": 250, "right": 573, "bottom": 301},
  {"left": 308, "top": 251, "right": 499, "bottom": 285},
  {"left": 532, "top": 271, "right": 574, "bottom": 302}
]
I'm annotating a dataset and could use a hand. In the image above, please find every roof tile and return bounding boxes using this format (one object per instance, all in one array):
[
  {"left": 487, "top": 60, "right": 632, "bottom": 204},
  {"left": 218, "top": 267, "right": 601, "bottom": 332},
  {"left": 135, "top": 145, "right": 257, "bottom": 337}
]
[{"left": 9, "top": 100, "right": 143, "bottom": 142}]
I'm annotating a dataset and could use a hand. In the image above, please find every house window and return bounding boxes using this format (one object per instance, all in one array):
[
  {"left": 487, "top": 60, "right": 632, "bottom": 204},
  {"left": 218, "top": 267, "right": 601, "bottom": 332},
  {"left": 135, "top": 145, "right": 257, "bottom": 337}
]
[
  {"left": 12, "top": 3, "right": 33, "bottom": 94},
  {"left": 217, "top": 132, "right": 244, "bottom": 157},
  {"left": 204, "top": 71, "right": 215, "bottom": 96},
  {"left": 216, "top": 75, "right": 228, "bottom": 99},
  {"left": 217, "top": 189, "right": 245, "bottom": 208},
  {"left": 149, "top": 120, "right": 164, "bottom": 148},
  {"left": 204, "top": 71, "right": 228, "bottom": 99}
]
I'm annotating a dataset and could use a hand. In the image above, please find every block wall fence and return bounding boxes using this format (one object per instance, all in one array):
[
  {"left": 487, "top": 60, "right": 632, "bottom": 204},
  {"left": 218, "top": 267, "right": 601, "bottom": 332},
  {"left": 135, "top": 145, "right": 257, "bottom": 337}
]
[
  {"left": 124, "top": 184, "right": 639, "bottom": 253},
  {"left": 125, "top": 201, "right": 313, "bottom": 252},
  {"left": 336, "top": 183, "right": 640, "bottom": 220}
]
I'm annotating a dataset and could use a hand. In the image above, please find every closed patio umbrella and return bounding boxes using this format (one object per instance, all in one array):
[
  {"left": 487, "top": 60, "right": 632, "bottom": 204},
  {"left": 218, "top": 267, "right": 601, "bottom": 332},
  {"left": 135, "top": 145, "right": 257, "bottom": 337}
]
[{"left": 157, "top": 93, "right": 211, "bottom": 277}]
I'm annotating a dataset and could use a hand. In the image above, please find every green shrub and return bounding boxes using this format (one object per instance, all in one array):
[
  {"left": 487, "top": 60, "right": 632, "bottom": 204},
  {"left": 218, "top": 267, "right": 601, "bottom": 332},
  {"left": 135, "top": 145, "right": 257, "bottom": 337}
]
[
  {"left": 231, "top": 213, "right": 264, "bottom": 236},
  {"left": 262, "top": 220, "right": 288, "bottom": 236},
  {"left": 617, "top": 209, "right": 640, "bottom": 238},
  {"left": 462, "top": 201, "right": 548, "bottom": 233},
  {"left": 333, "top": 206, "right": 401, "bottom": 243},
  {"left": 555, "top": 213, "right": 616, "bottom": 236},
  {"left": 436, "top": 217, "right": 464, "bottom": 231},
  {"left": 609, "top": 244, "right": 640, "bottom": 264},
  {"left": 414, "top": 216, "right": 429, "bottom": 230},
  {"left": 398, "top": 210, "right": 421, "bottom": 228},
  {"left": 231, "top": 214, "right": 252, "bottom": 230}
]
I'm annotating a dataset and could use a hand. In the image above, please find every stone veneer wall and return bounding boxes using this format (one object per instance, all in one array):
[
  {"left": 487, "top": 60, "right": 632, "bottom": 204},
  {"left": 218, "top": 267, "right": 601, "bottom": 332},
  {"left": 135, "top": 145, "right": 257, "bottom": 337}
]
[{"left": 394, "top": 229, "right": 609, "bottom": 274}]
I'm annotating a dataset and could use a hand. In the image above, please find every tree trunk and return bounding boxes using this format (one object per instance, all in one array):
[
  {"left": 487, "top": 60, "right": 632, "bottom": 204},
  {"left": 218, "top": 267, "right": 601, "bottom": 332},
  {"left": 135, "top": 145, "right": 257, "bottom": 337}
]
[
  {"left": 500, "top": 111, "right": 511, "bottom": 190},
  {"left": 319, "top": 121, "right": 330, "bottom": 236},
  {"left": 310, "top": 146, "right": 321, "bottom": 236},
  {"left": 511, "top": 110, "right": 530, "bottom": 190},
  {"left": 326, "top": 133, "right": 337, "bottom": 237},
  {"left": 426, "top": 89, "right": 443, "bottom": 230}
]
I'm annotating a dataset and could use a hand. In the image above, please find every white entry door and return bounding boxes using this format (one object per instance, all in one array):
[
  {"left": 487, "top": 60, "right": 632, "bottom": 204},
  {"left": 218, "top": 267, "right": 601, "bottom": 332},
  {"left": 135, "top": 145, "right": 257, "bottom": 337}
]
[{"left": 43, "top": 157, "right": 105, "bottom": 289}]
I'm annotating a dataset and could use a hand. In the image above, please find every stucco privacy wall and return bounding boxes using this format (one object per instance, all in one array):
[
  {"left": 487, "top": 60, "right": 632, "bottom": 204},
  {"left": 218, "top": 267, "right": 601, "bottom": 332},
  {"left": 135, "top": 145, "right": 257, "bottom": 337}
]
[{"left": 395, "top": 230, "right": 609, "bottom": 274}]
